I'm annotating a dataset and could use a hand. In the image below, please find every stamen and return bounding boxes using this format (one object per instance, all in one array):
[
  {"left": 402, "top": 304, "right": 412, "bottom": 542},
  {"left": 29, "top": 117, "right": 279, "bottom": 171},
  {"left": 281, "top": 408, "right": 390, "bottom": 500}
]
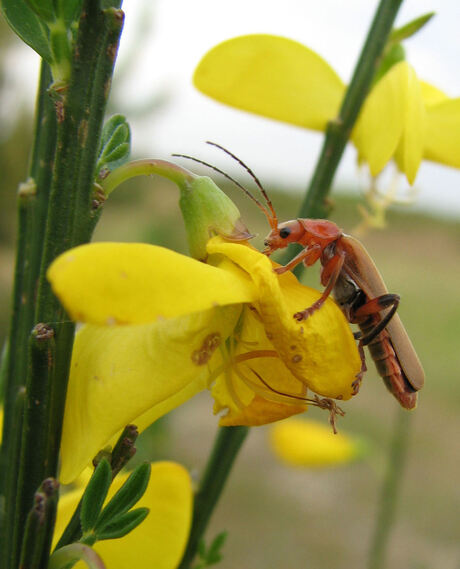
[{"left": 250, "top": 369, "right": 345, "bottom": 433}]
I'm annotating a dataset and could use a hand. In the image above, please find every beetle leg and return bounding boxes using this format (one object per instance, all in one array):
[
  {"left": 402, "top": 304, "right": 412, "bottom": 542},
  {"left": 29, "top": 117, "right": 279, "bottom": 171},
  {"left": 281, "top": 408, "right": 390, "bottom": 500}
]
[
  {"left": 274, "top": 243, "right": 322, "bottom": 275},
  {"left": 353, "top": 294, "right": 400, "bottom": 345},
  {"left": 294, "top": 250, "right": 345, "bottom": 321},
  {"left": 351, "top": 341, "right": 367, "bottom": 395}
]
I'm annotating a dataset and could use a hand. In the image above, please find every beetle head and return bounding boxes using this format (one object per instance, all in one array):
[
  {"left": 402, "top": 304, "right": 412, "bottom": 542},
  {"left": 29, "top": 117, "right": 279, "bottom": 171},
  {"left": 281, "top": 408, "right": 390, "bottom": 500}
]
[{"left": 263, "top": 220, "right": 303, "bottom": 255}]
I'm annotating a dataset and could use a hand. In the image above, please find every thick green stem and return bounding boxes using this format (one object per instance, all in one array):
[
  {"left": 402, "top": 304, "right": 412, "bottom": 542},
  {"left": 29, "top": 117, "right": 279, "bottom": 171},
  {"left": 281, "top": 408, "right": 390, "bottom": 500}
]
[
  {"left": 178, "top": 426, "right": 249, "bottom": 569},
  {"left": 367, "top": 409, "right": 412, "bottom": 569},
  {"left": 4, "top": 3, "right": 124, "bottom": 568},
  {"left": 0, "top": 61, "right": 56, "bottom": 562},
  {"left": 299, "top": 0, "right": 404, "bottom": 221}
]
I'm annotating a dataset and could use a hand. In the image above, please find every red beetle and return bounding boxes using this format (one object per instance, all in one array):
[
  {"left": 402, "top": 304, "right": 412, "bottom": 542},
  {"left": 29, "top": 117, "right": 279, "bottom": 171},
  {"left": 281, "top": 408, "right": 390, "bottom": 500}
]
[{"left": 174, "top": 143, "right": 425, "bottom": 409}]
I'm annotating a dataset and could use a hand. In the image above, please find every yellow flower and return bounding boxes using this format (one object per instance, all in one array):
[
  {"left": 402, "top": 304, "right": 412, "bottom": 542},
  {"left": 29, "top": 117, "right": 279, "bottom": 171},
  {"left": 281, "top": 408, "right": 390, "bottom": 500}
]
[
  {"left": 48, "top": 236, "right": 361, "bottom": 483},
  {"left": 193, "top": 34, "right": 460, "bottom": 184},
  {"left": 53, "top": 462, "right": 192, "bottom": 569},
  {"left": 269, "top": 418, "right": 366, "bottom": 467}
]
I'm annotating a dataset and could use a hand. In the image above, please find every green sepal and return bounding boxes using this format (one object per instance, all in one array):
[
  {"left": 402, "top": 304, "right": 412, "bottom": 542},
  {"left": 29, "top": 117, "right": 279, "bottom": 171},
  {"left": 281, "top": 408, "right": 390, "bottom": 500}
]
[
  {"left": 0, "top": 0, "right": 52, "bottom": 61},
  {"left": 389, "top": 12, "right": 435, "bottom": 44},
  {"left": 54, "top": 0, "right": 83, "bottom": 28},
  {"left": 96, "top": 115, "right": 131, "bottom": 178},
  {"left": 373, "top": 43, "right": 405, "bottom": 86},
  {"left": 95, "top": 508, "right": 149, "bottom": 540},
  {"left": 179, "top": 176, "right": 252, "bottom": 261},
  {"left": 94, "top": 463, "right": 150, "bottom": 531},
  {"left": 80, "top": 459, "right": 112, "bottom": 533}
]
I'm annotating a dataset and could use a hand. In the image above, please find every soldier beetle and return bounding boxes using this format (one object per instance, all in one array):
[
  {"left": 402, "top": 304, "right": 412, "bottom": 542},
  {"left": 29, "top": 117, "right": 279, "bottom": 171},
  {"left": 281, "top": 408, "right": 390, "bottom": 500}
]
[{"left": 174, "top": 142, "right": 425, "bottom": 410}]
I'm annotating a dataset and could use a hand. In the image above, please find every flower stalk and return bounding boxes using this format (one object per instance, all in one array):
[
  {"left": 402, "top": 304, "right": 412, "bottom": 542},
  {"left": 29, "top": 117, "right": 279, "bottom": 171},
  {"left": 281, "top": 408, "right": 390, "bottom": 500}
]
[
  {"left": 178, "top": 426, "right": 249, "bottom": 569},
  {"left": 367, "top": 409, "right": 412, "bottom": 569}
]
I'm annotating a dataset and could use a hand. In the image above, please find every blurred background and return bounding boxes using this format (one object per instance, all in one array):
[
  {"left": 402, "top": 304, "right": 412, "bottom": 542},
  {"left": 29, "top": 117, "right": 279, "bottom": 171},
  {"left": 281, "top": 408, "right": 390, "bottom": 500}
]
[{"left": 1, "top": 1, "right": 459, "bottom": 568}]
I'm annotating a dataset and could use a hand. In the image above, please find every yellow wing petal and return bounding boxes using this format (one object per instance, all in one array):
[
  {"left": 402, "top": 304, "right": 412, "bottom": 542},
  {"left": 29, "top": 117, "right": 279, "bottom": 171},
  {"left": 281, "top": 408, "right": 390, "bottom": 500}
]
[
  {"left": 352, "top": 62, "right": 409, "bottom": 177},
  {"left": 394, "top": 65, "right": 425, "bottom": 184},
  {"left": 60, "top": 306, "right": 240, "bottom": 483},
  {"left": 48, "top": 242, "right": 256, "bottom": 325},
  {"left": 420, "top": 80, "right": 448, "bottom": 106},
  {"left": 424, "top": 97, "right": 460, "bottom": 168},
  {"left": 194, "top": 34, "right": 344, "bottom": 131},
  {"left": 55, "top": 462, "right": 192, "bottom": 569}
]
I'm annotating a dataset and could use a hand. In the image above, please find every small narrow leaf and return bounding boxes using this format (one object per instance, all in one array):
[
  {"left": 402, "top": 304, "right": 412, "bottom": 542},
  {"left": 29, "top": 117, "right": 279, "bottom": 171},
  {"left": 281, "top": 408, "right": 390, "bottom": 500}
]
[
  {"left": 96, "top": 115, "right": 131, "bottom": 177},
  {"left": 95, "top": 507, "right": 149, "bottom": 540},
  {"left": 95, "top": 463, "right": 150, "bottom": 531},
  {"left": 207, "top": 531, "right": 228, "bottom": 559},
  {"left": 0, "top": 0, "right": 52, "bottom": 61},
  {"left": 80, "top": 459, "right": 112, "bottom": 533},
  {"left": 390, "top": 12, "right": 435, "bottom": 44}
]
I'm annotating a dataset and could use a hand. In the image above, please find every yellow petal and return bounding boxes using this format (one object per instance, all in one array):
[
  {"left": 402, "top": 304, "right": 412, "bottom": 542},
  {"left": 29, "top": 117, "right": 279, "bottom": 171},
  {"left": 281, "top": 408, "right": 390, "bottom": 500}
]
[
  {"left": 270, "top": 418, "right": 363, "bottom": 467},
  {"left": 424, "top": 98, "right": 460, "bottom": 168},
  {"left": 420, "top": 80, "right": 448, "bottom": 106},
  {"left": 60, "top": 306, "right": 241, "bottom": 483},
  {"left": 394, "top": 65, "right": 425, "bottom": 184},
  {"left": 48, "top": 242, "right": 256, "bottom": 325},
  {"left": 54, "top": 462, "right": 192, "bottom": 569},
  {"left": 352, "top": 62, "right": 409, "bottom": 177},
  {"left": 207, "top": 238, "right": 361, "bottom": 401},
  {"left": 194, "top": 34, "right": 344, "bottom": 131}
]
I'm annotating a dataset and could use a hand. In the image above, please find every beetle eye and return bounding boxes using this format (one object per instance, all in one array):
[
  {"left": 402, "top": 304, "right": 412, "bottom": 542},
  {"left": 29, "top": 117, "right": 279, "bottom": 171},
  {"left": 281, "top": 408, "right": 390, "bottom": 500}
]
[{"left": 279, "top": 227, "right": 291, "bottom": 239}]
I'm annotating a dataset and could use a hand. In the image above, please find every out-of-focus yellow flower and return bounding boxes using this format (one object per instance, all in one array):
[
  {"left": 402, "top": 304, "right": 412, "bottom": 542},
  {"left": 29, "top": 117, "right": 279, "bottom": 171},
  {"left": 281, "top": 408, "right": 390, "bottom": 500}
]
[
  {"left": 48, "top": 236, "right": 361, "bottom": 483},
  {"left": 194, "top": 34, "right": 460, "bottom": 184},
  {"left": 270, "top": 418, "right": 366, "bottom": 467},
  {"left": 54, "top": 462, "right": 192, "bottom": 569}
]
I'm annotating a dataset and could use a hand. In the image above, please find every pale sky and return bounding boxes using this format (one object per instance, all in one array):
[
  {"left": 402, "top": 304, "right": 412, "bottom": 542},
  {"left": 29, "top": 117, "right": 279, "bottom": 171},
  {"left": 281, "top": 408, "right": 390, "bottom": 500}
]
[{"left": 4, "top": 0, "right": 460, "bottom": 216}]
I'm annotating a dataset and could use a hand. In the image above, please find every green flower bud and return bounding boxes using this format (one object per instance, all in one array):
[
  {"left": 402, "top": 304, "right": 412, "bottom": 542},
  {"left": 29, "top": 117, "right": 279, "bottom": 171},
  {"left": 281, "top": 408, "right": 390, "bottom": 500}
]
[{"left": 179, "top": 175, "right": 252, "bottom": 260}]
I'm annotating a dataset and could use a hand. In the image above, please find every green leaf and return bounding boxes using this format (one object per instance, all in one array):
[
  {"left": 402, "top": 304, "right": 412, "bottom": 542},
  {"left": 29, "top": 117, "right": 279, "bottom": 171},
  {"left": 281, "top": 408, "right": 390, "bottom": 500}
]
[
  {"left": 96, "top": 115, "right": 131, "bottom": 177},
  {"left": 95, "top": 508, "right": 149, "bottom": 540},
  {"left": 193, "top": 531, "right": 228, "bottom": 568},
  {"left": 80, "top": 459, "right": 112, "bottom": 533},
  {"left": 0, "top": 0, "right": 52, "bottom": 61},
  {"left": 24, "top": 0, "right": 54, "bottom": 22},
  {"left": 390, "top": 12, "right": 435, "bottom": 44},
  {"left": 94, "top": 463, "right": 150, "bottom": 531}
]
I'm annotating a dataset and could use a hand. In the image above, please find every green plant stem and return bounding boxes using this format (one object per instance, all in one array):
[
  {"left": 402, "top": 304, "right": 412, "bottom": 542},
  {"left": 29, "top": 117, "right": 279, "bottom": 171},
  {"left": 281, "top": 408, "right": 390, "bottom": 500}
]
[
  {"left": 101, "top": 158, "right": 196, "bottom": 195},
  {"left": 367, "top": 409, "right": 412, "bottom": 569},
  {"left": 0, "top": 61, "right": 56, "bottom": 562},
  {"left": 299, "top": 0, "right": 403, "bottom": 221},
  {"left": 5, "top": 4, "right": 124, "bottom": 568},
  {"left": 178, "top": 426, "right": 249, "bottom": 569}
]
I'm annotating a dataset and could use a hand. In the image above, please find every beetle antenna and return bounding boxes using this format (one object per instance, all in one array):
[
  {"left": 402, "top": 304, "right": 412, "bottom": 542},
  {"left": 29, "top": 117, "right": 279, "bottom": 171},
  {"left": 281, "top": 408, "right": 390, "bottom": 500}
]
[
  {"left": 206, "top": 141, "right": 278, "bottom": 227},
  {"left": 172, "top": 152, "right": 273, "bottom": 221}
]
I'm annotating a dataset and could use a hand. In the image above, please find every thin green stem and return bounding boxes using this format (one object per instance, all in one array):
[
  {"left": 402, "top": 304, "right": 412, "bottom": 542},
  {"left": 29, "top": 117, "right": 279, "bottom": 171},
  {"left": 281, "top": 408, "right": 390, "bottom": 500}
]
[
  {"left": 367, "top": 409, "right": 412, "bottom": 569},
  {"left": 101, "top": 159, "right": 196, "bottom": 195},
  {"left": 299, "top": 0, "right": 404, "bottom": 221},
  {"left": 178, "top": 426, "right": 249, "bottom": 569}
]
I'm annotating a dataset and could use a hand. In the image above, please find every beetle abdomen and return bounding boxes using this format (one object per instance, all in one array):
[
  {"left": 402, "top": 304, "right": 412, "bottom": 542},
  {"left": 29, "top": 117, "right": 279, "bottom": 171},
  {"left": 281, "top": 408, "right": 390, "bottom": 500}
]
[{"left": 364, "top": 328, "right": 417, "bottom": 409}]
